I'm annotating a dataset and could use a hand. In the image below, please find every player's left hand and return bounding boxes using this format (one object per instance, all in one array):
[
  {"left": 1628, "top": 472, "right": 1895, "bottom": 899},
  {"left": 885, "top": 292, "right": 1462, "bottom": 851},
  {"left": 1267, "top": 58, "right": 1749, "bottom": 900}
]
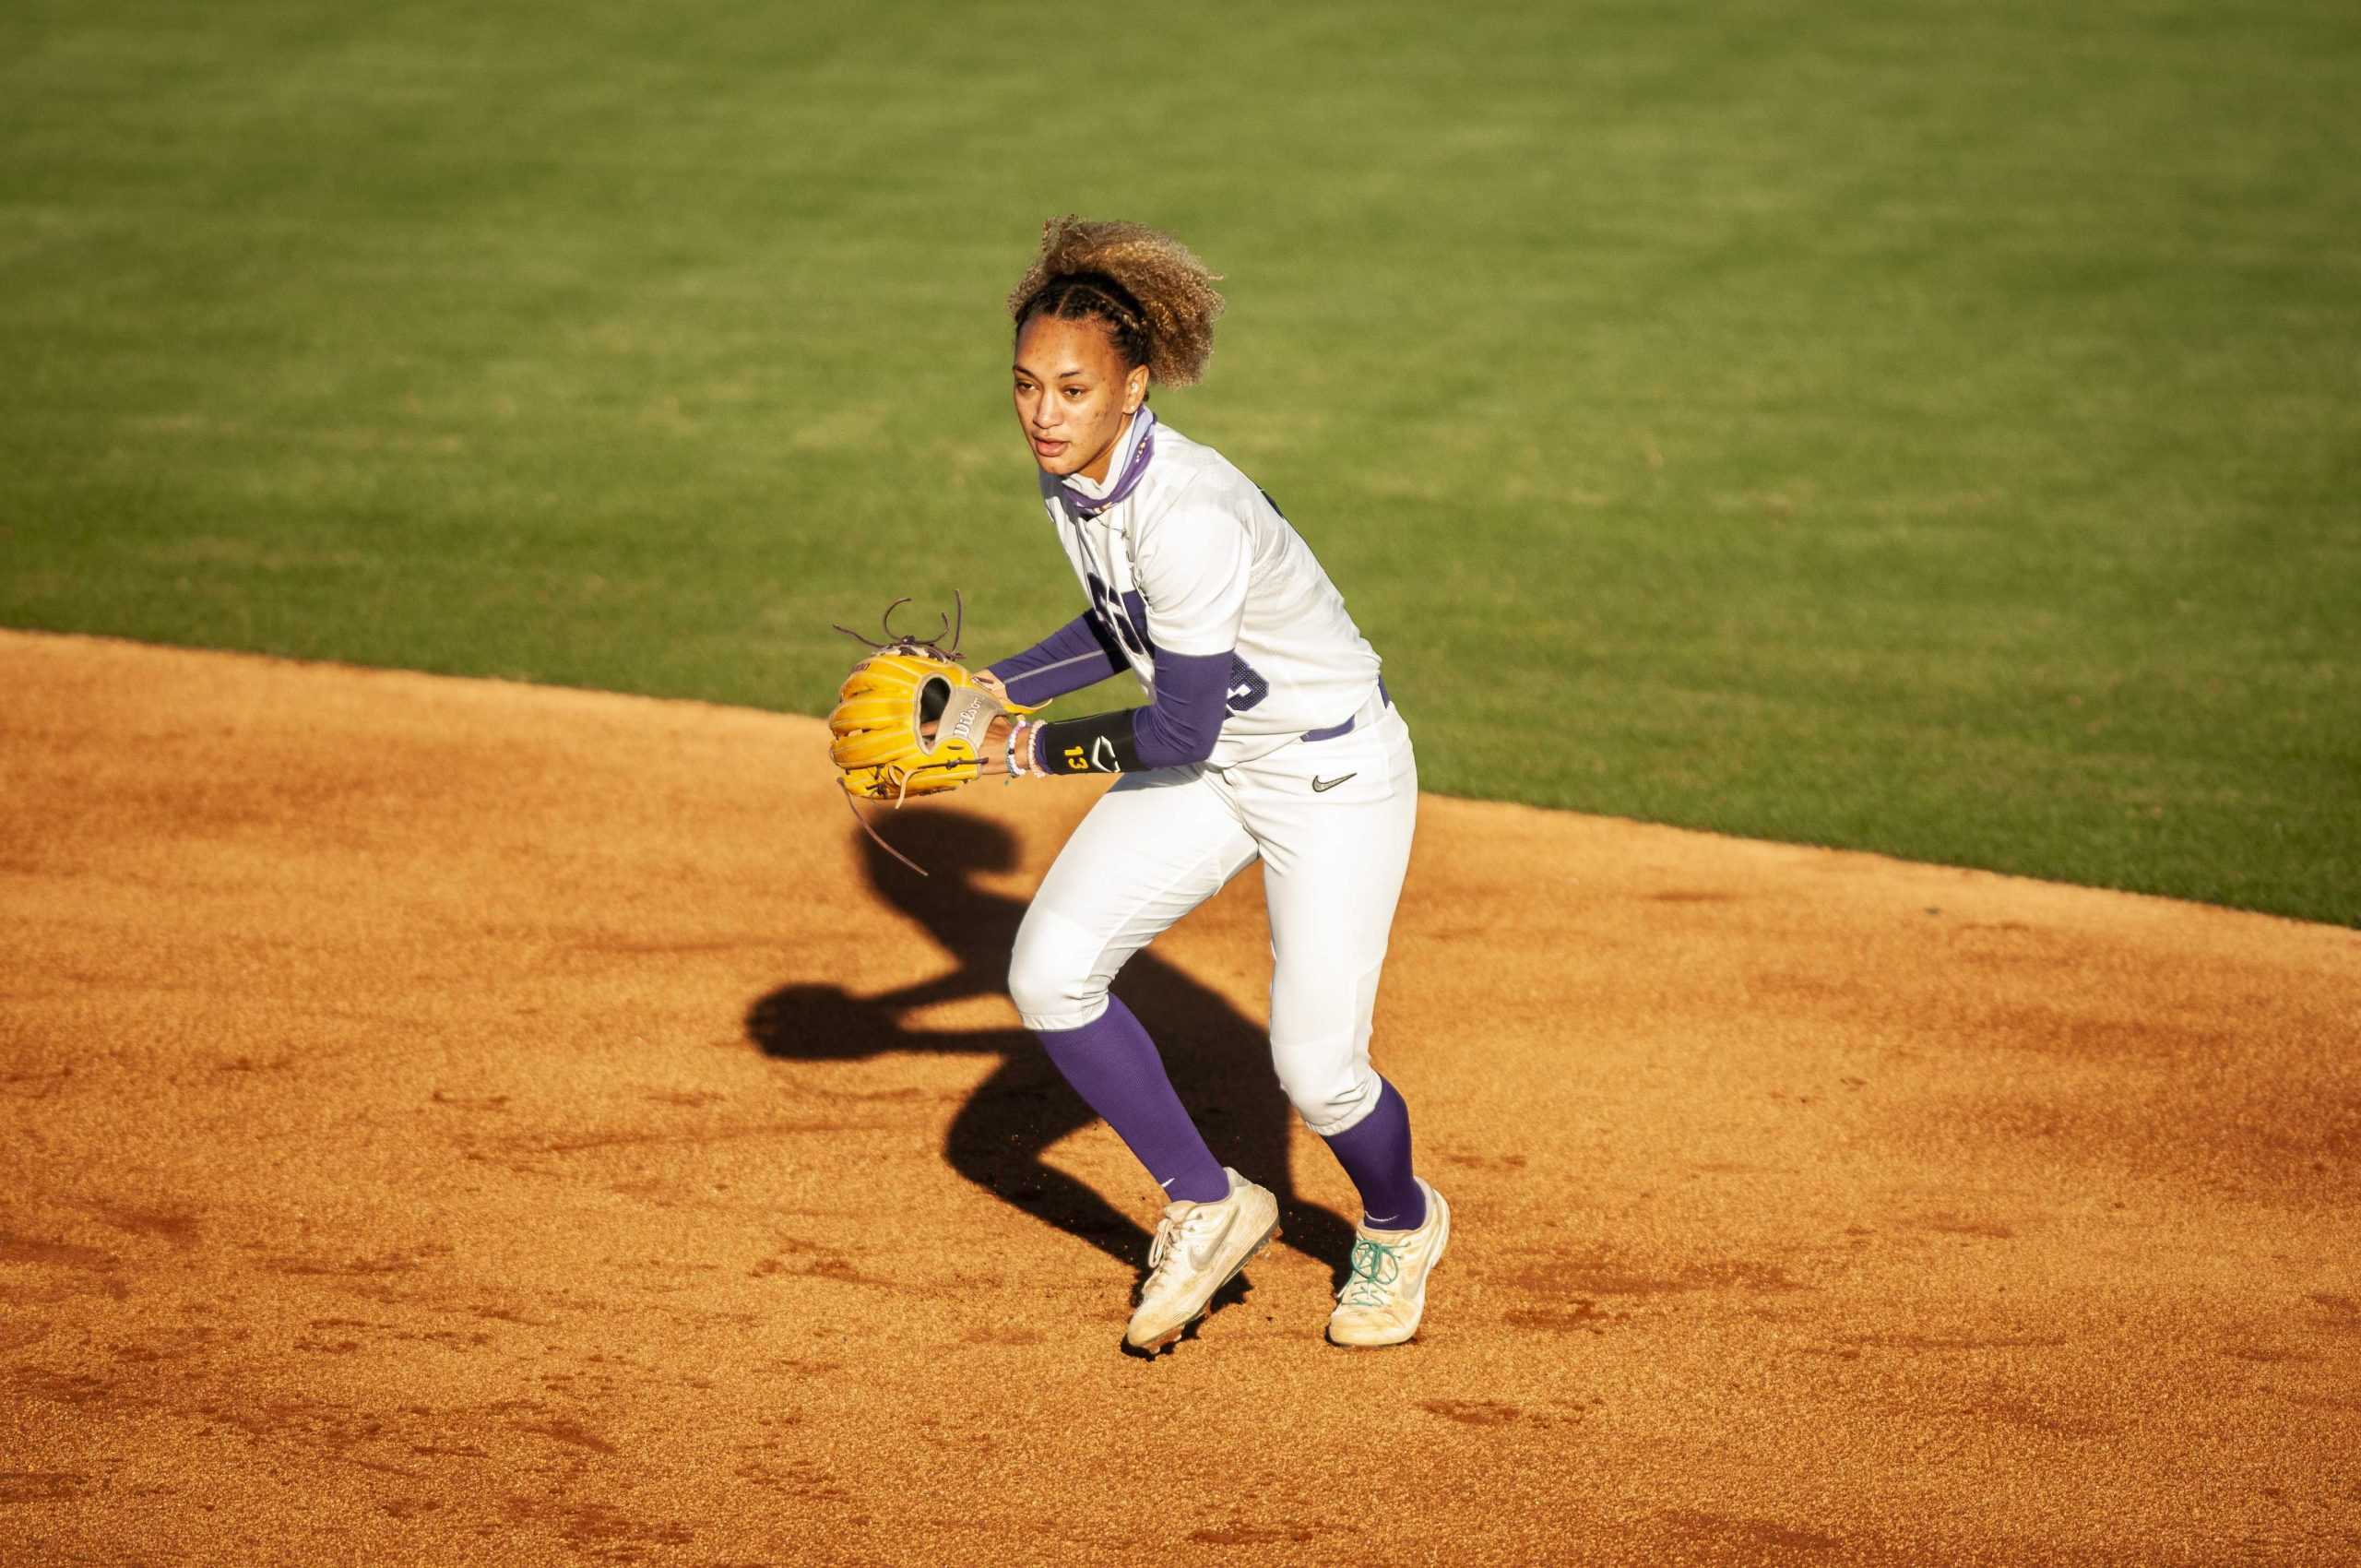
[{"left": 969, "top": 669, "right": 1044, "bottom": 716}]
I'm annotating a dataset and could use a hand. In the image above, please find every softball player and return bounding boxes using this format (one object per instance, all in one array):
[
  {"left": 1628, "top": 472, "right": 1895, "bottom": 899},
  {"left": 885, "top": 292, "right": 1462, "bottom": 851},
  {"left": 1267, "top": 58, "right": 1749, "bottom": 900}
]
[{"left": 975, "top": 218, "right": 1447, "bottom": 1352}]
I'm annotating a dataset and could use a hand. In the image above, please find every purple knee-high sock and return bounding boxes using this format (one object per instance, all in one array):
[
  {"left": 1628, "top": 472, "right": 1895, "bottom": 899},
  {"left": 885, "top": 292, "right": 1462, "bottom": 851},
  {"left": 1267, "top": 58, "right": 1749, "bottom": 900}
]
[
  {"left": 1036, "top": 997, "right": 1230, "bottom": 1205},
  {"left": 1323, "top": 1077, "right": 1426, "bottom": 1231}
]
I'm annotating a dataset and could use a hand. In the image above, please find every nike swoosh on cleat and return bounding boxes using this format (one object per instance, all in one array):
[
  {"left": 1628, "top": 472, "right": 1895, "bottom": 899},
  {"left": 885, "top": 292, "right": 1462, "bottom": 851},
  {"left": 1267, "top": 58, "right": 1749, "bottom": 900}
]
[{"left": 1311, "top": 774, "right": 1357, "bottom": 792}]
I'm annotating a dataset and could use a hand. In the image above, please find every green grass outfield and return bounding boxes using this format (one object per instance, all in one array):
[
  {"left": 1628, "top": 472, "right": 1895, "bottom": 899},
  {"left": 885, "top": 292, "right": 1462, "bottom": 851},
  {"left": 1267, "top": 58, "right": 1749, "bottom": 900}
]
[{"left": 5, "top": 0, "right": 2355, "bottom": 924}]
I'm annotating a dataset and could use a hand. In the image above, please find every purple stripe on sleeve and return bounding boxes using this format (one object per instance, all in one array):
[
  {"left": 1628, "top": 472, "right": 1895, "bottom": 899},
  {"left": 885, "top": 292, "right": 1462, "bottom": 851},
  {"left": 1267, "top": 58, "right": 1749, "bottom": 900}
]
[
  {"left": 985, "top": 612, "right": 1127, "bottom": 708},
  {"left": 1128, "top": 647, "right": 1233, "bottom": 769}
]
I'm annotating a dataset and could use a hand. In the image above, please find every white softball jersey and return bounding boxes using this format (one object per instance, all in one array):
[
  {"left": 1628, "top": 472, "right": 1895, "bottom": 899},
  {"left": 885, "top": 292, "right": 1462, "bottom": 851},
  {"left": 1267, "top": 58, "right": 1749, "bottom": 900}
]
[
  {"left": 1008, "top": 409, "right": 1420, "bottom": 1138},
  {"left": 1038, "top": 414, "right": 1382, "bottom": 767}
]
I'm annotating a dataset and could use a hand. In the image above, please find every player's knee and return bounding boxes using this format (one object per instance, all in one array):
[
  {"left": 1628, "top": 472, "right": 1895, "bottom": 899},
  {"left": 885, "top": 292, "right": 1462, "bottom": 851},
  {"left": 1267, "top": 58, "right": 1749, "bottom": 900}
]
[
  {"left": 1272, "top": 1038, "right": 1381, "bottom": 1137},
  {"left": 1268, "top": 960, "right": 1384, "bottom": 1133},
  {"left": 1007, "top": 909, "right": 1109, "bottom": 1032}
]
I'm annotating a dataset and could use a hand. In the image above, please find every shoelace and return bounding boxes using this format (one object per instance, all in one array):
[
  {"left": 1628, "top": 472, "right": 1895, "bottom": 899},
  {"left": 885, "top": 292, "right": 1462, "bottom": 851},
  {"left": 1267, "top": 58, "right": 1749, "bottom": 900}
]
[
  {"left": 1337, "top": 1236, "right": 1406, "bottom": 1308},
  {"left": 1145, "top": 1205, "right": 1218, "bottom": 1286}
]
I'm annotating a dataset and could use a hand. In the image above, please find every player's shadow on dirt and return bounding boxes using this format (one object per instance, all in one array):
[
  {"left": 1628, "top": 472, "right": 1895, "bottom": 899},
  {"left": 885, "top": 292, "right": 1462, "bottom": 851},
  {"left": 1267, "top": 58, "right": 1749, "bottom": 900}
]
[{"left": 743, "top": 809, "right": 1355, "bottom": 1282}]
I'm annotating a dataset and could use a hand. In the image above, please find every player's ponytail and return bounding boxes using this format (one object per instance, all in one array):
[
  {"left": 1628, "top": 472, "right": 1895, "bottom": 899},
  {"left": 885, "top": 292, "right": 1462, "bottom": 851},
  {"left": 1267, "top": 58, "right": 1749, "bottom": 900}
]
[{"left": 1008, "top": 217, "right": 1226, "bottom": 387}]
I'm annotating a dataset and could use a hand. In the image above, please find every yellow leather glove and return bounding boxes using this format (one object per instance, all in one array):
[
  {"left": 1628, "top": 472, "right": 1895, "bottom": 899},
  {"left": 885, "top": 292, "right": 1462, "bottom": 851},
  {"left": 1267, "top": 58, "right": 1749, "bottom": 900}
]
[{"left": 829, "top": 647, "right": 1011, "bottom": 802}]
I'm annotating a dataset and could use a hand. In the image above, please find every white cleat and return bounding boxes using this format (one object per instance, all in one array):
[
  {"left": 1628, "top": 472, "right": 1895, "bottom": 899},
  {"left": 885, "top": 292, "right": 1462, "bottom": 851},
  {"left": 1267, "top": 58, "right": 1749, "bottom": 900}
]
[
  {"left": 1326, "top": 1179, "right": 1450, "bottom": 1348},
  {"left": 1124, "top": 1168, "right": 1281, "bottom": 1353}
]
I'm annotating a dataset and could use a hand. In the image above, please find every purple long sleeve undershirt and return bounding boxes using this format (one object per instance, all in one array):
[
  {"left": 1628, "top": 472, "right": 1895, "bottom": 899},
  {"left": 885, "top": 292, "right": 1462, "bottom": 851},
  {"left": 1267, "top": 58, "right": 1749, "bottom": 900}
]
[
  {"left": 1127, "top": 648, "right": 1232, "bottom": 768},
  {"left": 984, "top": 613, "right": 1125, "bottom": 708},
  {"left": 991, "top": 622, "right": 1236, "bottom": 773}
]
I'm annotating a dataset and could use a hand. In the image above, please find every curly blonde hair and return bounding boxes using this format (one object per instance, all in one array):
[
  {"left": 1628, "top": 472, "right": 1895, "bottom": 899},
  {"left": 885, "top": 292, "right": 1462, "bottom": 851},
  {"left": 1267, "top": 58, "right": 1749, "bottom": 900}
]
[{"left": 1006, "top": 216, "right": 1226, "bottom": 387}]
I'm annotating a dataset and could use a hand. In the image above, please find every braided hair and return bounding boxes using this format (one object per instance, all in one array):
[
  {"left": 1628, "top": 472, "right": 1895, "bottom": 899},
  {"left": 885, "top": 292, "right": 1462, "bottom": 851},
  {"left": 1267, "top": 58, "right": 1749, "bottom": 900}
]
[{"left": 1007, "top": 217, "right": 1227, "bottom": 387}]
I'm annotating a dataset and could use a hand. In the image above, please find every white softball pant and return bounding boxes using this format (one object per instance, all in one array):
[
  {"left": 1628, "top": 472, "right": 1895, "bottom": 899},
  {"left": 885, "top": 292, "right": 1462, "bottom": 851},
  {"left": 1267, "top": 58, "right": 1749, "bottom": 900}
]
[{"left": 1008, "top": 694, "right": 1417, "bottom": 1137}]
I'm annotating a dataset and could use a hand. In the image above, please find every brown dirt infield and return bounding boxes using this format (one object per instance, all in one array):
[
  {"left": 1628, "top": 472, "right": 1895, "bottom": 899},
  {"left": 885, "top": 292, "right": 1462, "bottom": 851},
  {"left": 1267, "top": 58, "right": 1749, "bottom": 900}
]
[{"left": 3, "top": 629, "right": 2356, "bottom": 1566}]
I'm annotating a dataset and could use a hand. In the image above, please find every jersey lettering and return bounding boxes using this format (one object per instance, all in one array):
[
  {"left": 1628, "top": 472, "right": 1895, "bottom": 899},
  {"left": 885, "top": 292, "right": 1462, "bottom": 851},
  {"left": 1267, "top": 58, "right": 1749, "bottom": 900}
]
[
  {"left": 1118, "top": 589, "right": 1157, "bottom": 656},
  {"left": 1043, "top": 422, "right": 1379, "bottom": 765},
  {"left": 1224, "top": 655, "right": 1270, "bottom": 713},
  {"left": 1084, "top": 572, "right": 1155, "bottom": 659},
  {"left": 1089, "top": 567, "right": 1267, "bottom": 715}
]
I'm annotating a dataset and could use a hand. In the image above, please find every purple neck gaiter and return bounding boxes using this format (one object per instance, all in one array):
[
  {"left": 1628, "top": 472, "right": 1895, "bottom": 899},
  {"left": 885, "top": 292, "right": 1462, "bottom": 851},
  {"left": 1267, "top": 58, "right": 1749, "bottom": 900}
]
[{"left": 1058, "top": 408, "right": 1157, "bottom": 517}]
